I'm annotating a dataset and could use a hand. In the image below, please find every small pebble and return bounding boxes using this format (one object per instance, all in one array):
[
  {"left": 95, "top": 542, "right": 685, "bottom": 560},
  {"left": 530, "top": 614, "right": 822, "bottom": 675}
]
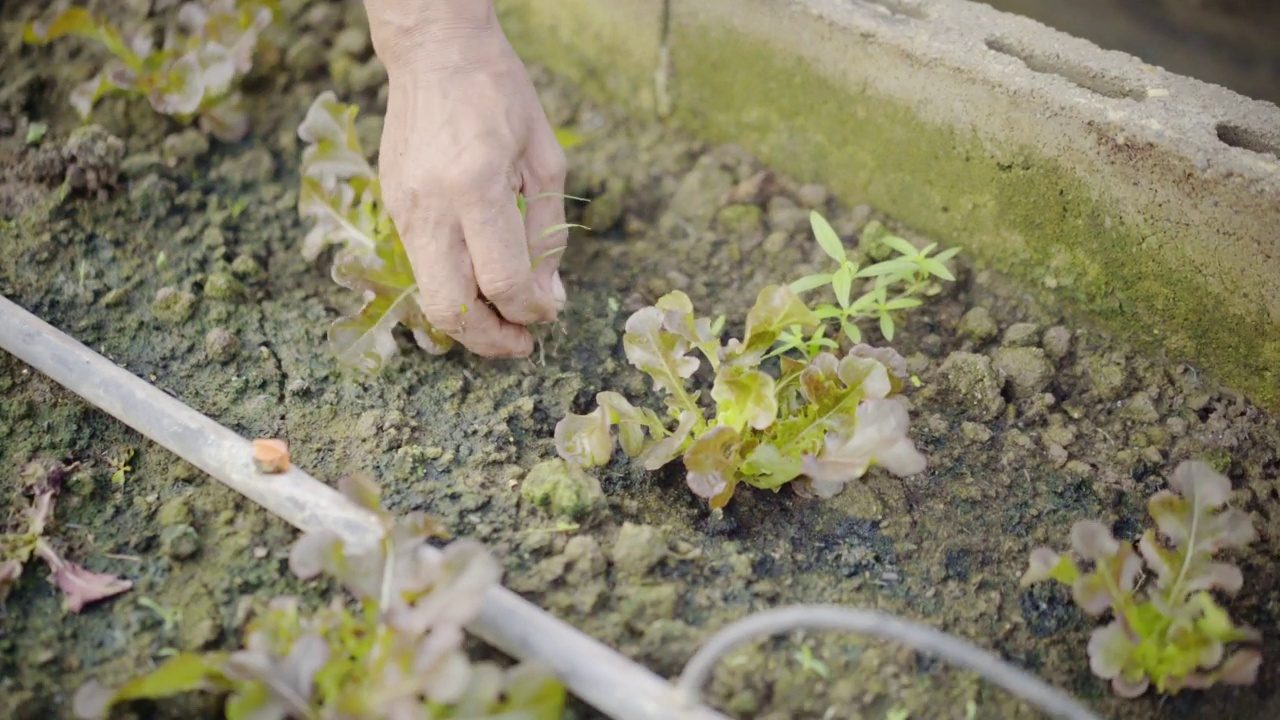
[{"left": 252, "top": 439, "right": 290, "bottom": 474}]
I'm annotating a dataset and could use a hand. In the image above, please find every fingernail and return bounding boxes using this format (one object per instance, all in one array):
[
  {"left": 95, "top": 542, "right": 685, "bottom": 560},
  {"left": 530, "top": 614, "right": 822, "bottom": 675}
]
[{"left": 551, "top": 271, "right": 567, "bottom": 306}]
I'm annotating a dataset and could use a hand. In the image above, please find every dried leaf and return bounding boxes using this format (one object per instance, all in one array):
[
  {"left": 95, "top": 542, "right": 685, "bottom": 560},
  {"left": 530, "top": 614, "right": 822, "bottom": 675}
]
[{"left": 34, "top": 539, "right": 131, "bottom": 613}]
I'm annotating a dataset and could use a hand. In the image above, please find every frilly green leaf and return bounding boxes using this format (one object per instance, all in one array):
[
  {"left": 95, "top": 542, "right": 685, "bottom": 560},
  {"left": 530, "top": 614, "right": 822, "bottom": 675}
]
[
  {"left": 1021, "top": 459, "right": 1261, "bottom": 698},
  {"left": 297, "top": 91, "right": 454, "bottom": 370},
  {"left": 683, "top": 425, "right": 741, "bottom": 504},
  {"left": 623, "top": 305, "right": 701, "bottom": 406},
  {"left": 711, "top": 366, "right": 778, "bottom": 432}
]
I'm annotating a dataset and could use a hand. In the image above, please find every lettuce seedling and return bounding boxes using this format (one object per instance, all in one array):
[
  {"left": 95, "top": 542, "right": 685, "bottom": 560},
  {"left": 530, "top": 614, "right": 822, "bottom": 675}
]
[
  {"left": 23, "top": 1, "right": 277, "bottom": 142},
  {"left": 73, "top": 474, "right": 565, "bottom": 720},
  {"left": 1, "top": 459, "right": 132, "bottom": 613},
  {"left": 296, "top": 91, "right": 456, "bottom": 371},
  {"left": 555, "top": 284, "right": 927, "bottom": 508},
  {"left": 788, "top": 212, "right": 958, "bottom": 345},
  {"left": 1021, "top": 459, "right": 1261, "bottom": 697}
]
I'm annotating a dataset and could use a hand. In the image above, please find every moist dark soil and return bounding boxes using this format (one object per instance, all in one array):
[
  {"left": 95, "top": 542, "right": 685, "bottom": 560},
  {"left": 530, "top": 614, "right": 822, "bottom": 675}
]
[{"left": 2, "top": 2, "right": 1278, "bottom": 720}]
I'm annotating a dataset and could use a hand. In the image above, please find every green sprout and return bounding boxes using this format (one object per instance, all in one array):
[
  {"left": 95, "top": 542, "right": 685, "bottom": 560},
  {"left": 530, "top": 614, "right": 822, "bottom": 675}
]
[{"left": 788, "top": 211, "right": 958, "bottom": 345}]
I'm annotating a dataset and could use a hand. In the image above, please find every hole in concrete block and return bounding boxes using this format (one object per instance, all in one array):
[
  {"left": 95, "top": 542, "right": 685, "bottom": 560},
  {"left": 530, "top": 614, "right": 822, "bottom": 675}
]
[
  {"left": 857, "top": 0, "right": 928, "bottom": 20},
  {"left": 1216, "top": 122, "right": 1280, "bottom": 160},
  {"left": 985, "top": 37, "right": 1146, "bottom": 101}
]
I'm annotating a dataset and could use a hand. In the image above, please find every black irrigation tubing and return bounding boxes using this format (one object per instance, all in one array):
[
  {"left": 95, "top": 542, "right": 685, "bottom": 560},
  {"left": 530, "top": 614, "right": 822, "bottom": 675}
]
[{"left": 1, "top": 294, "right": 1102, "bottom": 719}]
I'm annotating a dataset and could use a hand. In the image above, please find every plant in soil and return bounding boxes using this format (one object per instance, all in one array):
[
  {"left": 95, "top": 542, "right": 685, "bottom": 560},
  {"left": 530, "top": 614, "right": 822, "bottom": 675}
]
[
  {"left": 553, "top": 211, "right": 958, "bottom": 508},
  {"left": 72, "top": 474, "right": 566, "bottom": 720},
  {"left": 296, "top": 90, "right": 457, "bottom": 371},
  {"left": 22, "top": 0, "right": 278, "bottom": 142},
  {"left": 785, "top": 212, "right": 959, "bottom": 346},
  {"left": 0, "top": 458, "right": 132, "bottom": 613},
  {"left": 296, "top": 91, "right": 586, "bottom": 372},
  {"left": 1021, "top": 459, "right": 1262, "bottom": 697}
]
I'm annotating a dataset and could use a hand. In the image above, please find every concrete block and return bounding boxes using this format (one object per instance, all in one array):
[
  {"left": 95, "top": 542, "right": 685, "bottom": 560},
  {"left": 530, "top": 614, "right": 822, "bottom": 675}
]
[{"left": 500, "top": 0, "right": 1280, "bottom": 411}]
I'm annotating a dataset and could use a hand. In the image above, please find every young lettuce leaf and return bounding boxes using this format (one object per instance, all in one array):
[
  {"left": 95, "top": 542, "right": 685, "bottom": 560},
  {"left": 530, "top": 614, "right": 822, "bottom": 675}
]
[
  {"left": 24, "top": 1, "right": 277, "bottom": 142},
  {"left": 297, "top": 91, "right": 455, "bottom": 370},
  {"left": 1021, "top": 460, "right": 1261, "bottom": 698},
  {"left": 73, "top": 475, "right": 566, "bottom": 720}
]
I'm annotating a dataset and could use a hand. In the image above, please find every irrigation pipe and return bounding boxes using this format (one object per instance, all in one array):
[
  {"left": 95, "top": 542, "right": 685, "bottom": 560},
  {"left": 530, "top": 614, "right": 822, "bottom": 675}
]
[
  {"left": 674, "top": 605, "right": 1104, "bottom": 720},
  {"left": 0, "top": 293, "right": 726, "bottom": 720}
]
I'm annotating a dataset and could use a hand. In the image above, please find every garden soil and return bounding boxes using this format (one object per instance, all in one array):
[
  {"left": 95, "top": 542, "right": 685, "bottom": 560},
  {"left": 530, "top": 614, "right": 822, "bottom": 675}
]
[{"left": 2, "top": 2, "right": 1279, "bottom": 720}]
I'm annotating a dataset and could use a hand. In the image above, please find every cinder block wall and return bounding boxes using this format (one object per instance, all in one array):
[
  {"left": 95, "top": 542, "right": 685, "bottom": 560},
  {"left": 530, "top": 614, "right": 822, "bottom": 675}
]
[
  {"left": 977, "top": 0, "right": 1280, "bottom": 105},
  {"left": 496, "top": 0, "right": 1280, "bottom": 413}
]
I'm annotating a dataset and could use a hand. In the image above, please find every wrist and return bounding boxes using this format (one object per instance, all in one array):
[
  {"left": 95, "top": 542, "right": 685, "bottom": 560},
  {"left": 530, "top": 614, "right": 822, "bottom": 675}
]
[{"left": 364, "top": 0, "right": 507, "bottom": 74}]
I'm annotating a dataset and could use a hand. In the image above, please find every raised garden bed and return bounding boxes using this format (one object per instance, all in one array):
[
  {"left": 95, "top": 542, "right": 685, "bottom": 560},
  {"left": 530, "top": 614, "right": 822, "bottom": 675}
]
[{"left": 2, "top": 2, "right": 1277, "bottom": 719}]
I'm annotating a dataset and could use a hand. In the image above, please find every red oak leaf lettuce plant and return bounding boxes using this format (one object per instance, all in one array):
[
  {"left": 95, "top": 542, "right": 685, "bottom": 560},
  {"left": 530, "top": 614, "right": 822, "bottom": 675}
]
[
  {"left": 23, "top": 1, "right": 277, "bottom": 142},
  {"left": 1021, "top": 459, "right": 1262, "bottom": 698},
  {"left": 296, "top": 91, "right": 585, "bottom": 371},
  {"left": 73, "top": 474, "right": 565, "bottom": 720},
  {"left": 296, "top": 91, "right": 456, "bottom": 371},
  {"left": 1, "top": 459, "right": 132, "bottom": 613},
  {"left": 554, "top": 211, "right": 957, "bottom": 508}
]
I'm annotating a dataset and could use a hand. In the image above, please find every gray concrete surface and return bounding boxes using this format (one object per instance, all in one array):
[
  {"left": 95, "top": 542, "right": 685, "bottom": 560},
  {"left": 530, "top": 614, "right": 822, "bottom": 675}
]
[
  {"left": 498, "top": 0, "right": 1280, "bottom": 411},
  {"left": 977, "top": 0, "right": 1280, "bottom": 105}
]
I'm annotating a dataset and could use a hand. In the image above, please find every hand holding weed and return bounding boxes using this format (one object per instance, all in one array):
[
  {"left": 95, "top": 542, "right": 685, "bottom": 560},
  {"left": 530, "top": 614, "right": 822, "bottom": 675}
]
[{"left": 365, "top": 0, "right": 568, "bottom": 358}]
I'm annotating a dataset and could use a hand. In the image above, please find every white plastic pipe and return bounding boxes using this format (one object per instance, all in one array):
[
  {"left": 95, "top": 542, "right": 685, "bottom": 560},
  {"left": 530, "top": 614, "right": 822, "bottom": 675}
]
[
  {"left": 674, "top": 605, "right": 1104, "bottom": 720},
  {"left": 0, "top": 293, "right": 727, "bottom": 720}
]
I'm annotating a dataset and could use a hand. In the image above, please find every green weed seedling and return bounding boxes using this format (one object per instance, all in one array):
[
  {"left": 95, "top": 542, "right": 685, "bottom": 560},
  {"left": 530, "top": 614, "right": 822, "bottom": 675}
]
[
  {"left": 23, "top": 1, "right": 277, "bottom": 142},
  {"left": 1022, "top": 459, "right": 1262, "bottom": 697},
  {"left": 786, "top": 212, "right": 957, "bottom": 347},
  {"left": 73, "top": 474, "right": 565, "bottom": 720}
]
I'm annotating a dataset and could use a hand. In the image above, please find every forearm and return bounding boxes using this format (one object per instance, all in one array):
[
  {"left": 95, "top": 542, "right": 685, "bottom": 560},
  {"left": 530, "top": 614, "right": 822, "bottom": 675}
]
[{"left": 363, "top": 0, "right": 508, "bottom": 74}]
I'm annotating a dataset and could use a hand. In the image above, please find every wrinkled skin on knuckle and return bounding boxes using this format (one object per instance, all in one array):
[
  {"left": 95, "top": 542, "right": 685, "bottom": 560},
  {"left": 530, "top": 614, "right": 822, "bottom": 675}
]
[
  {"left": 442, "top": 158, "right": 506, "bottom": 197},
  {"left": 419, "top": 300, "right": 467, "bottom": 335},
  {"left": 474, "top": 272, "right": 525, "bottom": 305},
  {"left": 530, "top": 145, "right": 567, "bottom": 188}
]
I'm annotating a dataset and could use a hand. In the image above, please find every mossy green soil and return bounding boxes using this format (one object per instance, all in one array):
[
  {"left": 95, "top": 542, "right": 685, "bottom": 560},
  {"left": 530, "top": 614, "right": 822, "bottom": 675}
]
[{"left": 2, "top": 3, "right": 1279, "bottom": 719}]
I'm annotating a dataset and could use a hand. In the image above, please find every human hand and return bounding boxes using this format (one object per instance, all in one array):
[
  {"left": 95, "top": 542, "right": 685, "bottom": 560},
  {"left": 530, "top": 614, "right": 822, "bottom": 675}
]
[{"left": 365, "top": 0, "right": 568, "bottom": 358}]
